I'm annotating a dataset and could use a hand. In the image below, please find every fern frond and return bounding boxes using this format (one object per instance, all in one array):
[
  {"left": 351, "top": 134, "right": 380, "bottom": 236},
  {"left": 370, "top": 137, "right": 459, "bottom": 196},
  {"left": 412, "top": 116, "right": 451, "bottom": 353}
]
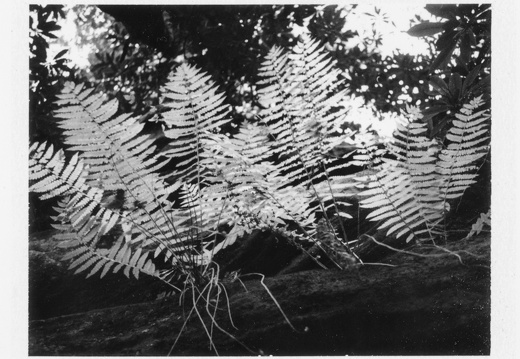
[
  {"left": 357, "top": 97, "right": 490, "bottom": 243},
  {"left": 437, "top": 96, "right": 490, "bottom": 200},
  {"left": 257, "top": 36, "right": 353, "bottom": 218},
  {"left": 466, "top": 209, "right": 490, "bottom": 239},
  {"left": 356, "top": 106, "right": 445, "bottom": 243},
  {"left": 54, "top": 82, "right": 164, "bottom": 192},
  {"left": 60, "top": 228, "right": 158, "bottom": 280},
  {"left": 160, "top": 63, "right": 230, "bottom": 186},
  {"left": 52, "top": 82, "right": 175, "bottom": 250}
]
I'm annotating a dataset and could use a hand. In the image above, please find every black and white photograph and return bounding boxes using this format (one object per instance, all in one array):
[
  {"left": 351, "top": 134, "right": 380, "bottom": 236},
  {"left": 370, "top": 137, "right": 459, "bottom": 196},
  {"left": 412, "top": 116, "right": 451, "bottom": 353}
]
[{"left": 3, "top": 1, "right": 519, "bottom": 357}]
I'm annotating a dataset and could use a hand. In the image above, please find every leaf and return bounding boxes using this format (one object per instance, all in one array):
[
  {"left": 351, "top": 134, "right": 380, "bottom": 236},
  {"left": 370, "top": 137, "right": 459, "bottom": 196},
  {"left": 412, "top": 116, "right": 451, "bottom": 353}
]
[
  {"left": 407, "top": 22, "right": 446, "bottom": 37},
  {"left": 461, "top": 64, "right": 482, "bottom": 96},
  {"left": 435, "top": 28, "right": 458, "bottom": 51},
  {"left": 428, "top": 76, "right": 450, "bottom": 97},
  {"left": 430, "top": 45, "right": 456, "bottom": 72},
  {"left": 471, "top": 75, "right": 490, "bottom": 96},
  {"left": 425, "top": 4, "right": 458, "bottom": 19},
  {"left": 459, "top": 32, "right": 473, "bottom": 64},
  {"left": 54, "top": 49, "right": 68, "bottom": 60},
  {"left": 421, "top": 105, "right": 449, "bottom": 121},
  {"left": 448, "top": 73, "right": 462, "bottom": 100}
]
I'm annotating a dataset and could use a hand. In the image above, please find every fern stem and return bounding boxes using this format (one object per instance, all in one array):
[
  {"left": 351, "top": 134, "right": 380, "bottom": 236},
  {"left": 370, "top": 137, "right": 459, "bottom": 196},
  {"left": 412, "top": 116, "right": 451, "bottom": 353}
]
[{"left": 320, "top": 160, "right": 352, "bottom": 252}]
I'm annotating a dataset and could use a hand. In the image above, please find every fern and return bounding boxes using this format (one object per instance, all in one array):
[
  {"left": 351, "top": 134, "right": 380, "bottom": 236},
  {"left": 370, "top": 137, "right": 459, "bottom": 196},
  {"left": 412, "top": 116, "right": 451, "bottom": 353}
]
[
  {"left": 30, "top": 82, "right": 206, "bottom": 282},
  {"left": 160, "top": 63, "right": 230, "bottom": 186},
  {"left": 466, "top": 209, "right": 491, "bottom": 239},
  {"left": 256, "top": 35, "right": 354, "bottom": 246},
  {"left": 356, "top": 98, "right": 490, "bottom": 243},
  {"left": 437, "top": 95, "right": 490, "bottom": 200},
  {"left": 29, "top": 34, "right": 491, "bottom": 354},
  {"left": 54, "top": 82, "right": 166, "bottom": 192},
  {"left": 30, "top": 142, "right": 117, "bottom": 238}
]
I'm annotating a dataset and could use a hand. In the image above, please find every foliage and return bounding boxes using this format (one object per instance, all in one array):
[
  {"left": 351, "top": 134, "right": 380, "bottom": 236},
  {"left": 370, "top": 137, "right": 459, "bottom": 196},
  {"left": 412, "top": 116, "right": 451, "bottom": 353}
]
[
  {"left": 356, "top": 96, "right": 489, "bottom": 243},
  {"left": 466, "top": 209, "right": 490, "bottom": 239},
  {"left": 70, "top": 5, "right": 174, "bottom": 114},
  {"left": 408, "top": 4, "right": 490, "bottom": 74},
  {"left": 29, "top": 5, "right": 77, "bottom": 232},
  {"left": 64, "top": 5, "right": 438, "bottom": 121},
  {"left": 29, "top": 32, "right": 490, "bottom": 280},
  {"left": 408, "top": 4, "right": 491, "bottom": 138},
  {"left": 29, "top": 5, "right": 71, "bottom": 144},
  {"left": 70, "top": 4, "right": 318, "bottom": 119}
]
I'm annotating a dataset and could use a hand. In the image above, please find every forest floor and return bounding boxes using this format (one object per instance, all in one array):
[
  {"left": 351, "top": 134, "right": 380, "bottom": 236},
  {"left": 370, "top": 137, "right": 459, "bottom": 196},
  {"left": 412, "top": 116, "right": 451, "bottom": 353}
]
[{"left": 29, "top": 230, "right": 490, "bottom": 356}]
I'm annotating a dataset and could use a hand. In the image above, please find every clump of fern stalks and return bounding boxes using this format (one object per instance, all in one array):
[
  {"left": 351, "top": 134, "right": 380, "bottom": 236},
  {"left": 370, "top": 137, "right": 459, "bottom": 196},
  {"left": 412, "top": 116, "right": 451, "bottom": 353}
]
[{"left": 29, "top": 31, "right": 490, "bottom": 354}]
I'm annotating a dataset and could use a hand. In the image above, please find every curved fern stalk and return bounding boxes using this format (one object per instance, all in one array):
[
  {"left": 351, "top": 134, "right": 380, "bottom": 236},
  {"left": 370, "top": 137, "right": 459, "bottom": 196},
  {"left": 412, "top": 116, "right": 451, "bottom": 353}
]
[
  {"left": 436, "top": 95, "right": 490, "bottom": 202},
  {"left": 356, "top": 106, "right": 445, "bottom": 243}
]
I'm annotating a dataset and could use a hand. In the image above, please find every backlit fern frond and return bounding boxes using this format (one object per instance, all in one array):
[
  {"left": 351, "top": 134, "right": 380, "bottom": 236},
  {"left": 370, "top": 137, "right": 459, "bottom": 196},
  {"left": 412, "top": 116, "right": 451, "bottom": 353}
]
[
  {"left": 29, "top": 143, "right": 168, "bottom": 281},
  {"left": 29, "top": 142, "right": 119, "bottom": 238},
  {"left": 255, "top": 35, "right": 359, "bottom": 251},
  {"left": 58, "top": 220, "right": 158, "bottom": 280},
  {"left": 257, "top": 37, "right": 347, "bottom": 187},
  {"left": 357, "top": 97, "right": 490, "bottom": 243},
  {"left": 155, "top": 64, "right": 236, "bottom": 260},
  {"left": 160, "top": 63, "right": 230, "bottom": 186},
  {"left": 52, "top": 82, "right": 176, "bottom": 249},
  {"left": 356, "top": 106, "right": 445, "bottom": 243},
  {"left": 437, "top": 95, "right": 490, "bottom": 200},
  {"left": 54, "top": 82, "right": 165, "bottom": 193}
]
